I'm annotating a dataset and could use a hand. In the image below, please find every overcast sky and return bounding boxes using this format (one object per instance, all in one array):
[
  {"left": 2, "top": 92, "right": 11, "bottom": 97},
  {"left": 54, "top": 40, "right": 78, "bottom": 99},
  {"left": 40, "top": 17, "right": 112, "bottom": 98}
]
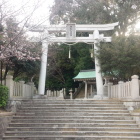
[
  {"left": 7, "top": 0, "right": 54, "bottom": 25},
  {"left": 2, "top": 0, "right": 140, "bottom": 29}
]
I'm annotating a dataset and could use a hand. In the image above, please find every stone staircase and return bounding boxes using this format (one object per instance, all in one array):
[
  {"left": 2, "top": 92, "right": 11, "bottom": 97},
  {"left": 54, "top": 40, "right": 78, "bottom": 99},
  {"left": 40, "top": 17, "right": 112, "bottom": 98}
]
[
  {"left": 75, "top": 84, "right": 95, "bottom": 99},
  {"left": 2, "top": 99, "right": 140, "bottom": 140}
]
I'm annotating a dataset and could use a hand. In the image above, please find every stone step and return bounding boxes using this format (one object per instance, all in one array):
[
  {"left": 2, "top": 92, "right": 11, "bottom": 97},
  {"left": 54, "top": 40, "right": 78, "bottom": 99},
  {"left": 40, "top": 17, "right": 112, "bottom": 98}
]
[
  {"left": 21, "top": 105, "right": 125, "bottom": 108},
  {"left": 11, "top": 119, "right": 136, "bottom": 124},
  {"left": 6, "top": 127, "right": 140, "bottom": 132},
  {"left": 21, "top": 99, "right": 122, "bottom": 103},
  {"left": 3, "top": 99, "right": 139, "bottom": 140},
  {"left": 2, "top": 135, "right": 140, "bottom": 140},
  {"left": 16, "top": 110, "right": 128, "bottom": 116},
  {"left": 21, "top": 101, "right": 124, "bottom": 104},
  {"left": 21, "top": 102, "right": 123, "bottom": 106},
  {"left": 21, "top": 102, "right": 124, "bottom": 105},
  {"left": 22, "top": 101, "right": 123, "bottom": 106},
  {"left": 13, "top": 116, "right": 133, "bottom": 120},
  {"left": 9, "top": 123, "right": 138, "bottom": 127},
  {"left": 15, "top": 112, "right": 130, "bottom": 116},
  {"left": 4, "top": 131, "right": 140, "bottom": 136},
  {"left": 19, "top": 107, "right": 127, "bottom": 110}
]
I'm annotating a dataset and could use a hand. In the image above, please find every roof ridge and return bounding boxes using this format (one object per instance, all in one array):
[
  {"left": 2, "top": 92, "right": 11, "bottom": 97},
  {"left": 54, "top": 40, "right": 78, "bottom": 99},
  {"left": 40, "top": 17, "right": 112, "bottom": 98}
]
[{"left": 80, "top": 69, "right": 95, "bottom": 72}]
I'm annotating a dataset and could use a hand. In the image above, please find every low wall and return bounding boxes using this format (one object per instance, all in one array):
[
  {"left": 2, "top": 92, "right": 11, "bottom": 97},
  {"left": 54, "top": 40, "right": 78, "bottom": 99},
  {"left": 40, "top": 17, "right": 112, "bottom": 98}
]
[
  {"left": 108, "top": 75, "right": 140, "bottom": 100},
  {"left": 2, "top": 75, "right": 37, "bottom": 100},
  {"left": 0, "top": 100, "right": 23, "bottom": 139},
  {"left": 0, "top": 112, "right": 15, "bottom": 139},
  {"left": 46, "top": 89, "right": 65, "bottom": 99},
  {"left": 131, "top": 112, "right": 140, "bottom": 127}
]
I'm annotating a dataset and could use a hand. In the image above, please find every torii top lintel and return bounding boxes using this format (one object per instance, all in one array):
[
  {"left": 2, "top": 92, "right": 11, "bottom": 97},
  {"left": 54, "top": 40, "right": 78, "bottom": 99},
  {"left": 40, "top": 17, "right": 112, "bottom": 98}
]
[
  {"left": 47, "top": 22, "right": 119, "bottom": 32},
  {"left": 30, "top": 22, "right": 118, "bottom": 43},
  {"left": 47, "top": 22, "right": 118, "bottom": 43},
  {"left": 30, "top": 22, "right": 119, "bottom": 33}
]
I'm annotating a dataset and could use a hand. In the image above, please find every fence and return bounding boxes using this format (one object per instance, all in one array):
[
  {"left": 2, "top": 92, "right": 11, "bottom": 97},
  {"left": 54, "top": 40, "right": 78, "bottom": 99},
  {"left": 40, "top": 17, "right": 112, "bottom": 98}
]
[
  {"left": 46, "top": 89, "right": 65, "bottom": 99},
  {"left": 2, "top": 75, "right": 140, "bottom": 100},
  {"left": 108, "top": 75, "right": 140, "bottom": 100},
  {"left": 2, "top": 75, "right": 37, "bottom": 99}
]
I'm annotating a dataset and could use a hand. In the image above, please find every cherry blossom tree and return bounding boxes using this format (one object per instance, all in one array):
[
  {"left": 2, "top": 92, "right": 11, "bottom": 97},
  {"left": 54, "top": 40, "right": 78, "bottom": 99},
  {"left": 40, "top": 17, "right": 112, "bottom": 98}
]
[{"left": 0, "top": 0, "right": 42, "bottom": 83}]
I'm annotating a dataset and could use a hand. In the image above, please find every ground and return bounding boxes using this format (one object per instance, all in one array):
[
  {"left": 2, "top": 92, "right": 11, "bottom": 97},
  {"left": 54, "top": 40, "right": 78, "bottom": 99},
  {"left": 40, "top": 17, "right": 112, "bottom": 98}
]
[
  {"left": 0, "top": 108, "right": 9, "bottom": 113},
  {"left": 133, "top": 108, "right": 140, "bottom": 113}
]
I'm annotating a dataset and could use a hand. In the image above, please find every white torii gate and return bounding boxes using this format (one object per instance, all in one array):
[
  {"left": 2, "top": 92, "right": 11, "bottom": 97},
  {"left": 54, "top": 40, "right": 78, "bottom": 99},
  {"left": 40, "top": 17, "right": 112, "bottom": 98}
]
[{"left": 33, "top": 22, "right": 118, "bottom": 98}]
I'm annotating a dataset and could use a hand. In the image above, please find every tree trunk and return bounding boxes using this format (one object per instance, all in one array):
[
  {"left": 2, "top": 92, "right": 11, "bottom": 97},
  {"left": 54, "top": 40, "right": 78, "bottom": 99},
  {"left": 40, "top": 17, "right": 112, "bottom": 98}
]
[
  {"left": 3, "top": 65, "right": 9, "bottom": 80},
  {"left": 0, "top": 61, "right": 3, "bottom": 84}
]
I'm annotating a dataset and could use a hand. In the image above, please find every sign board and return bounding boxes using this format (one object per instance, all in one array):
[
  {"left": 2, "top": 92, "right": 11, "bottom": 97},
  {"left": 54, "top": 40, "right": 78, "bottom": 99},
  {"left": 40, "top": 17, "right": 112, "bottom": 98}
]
[{"left": 66, "top": 23, "right": 76, "bottom": 39}]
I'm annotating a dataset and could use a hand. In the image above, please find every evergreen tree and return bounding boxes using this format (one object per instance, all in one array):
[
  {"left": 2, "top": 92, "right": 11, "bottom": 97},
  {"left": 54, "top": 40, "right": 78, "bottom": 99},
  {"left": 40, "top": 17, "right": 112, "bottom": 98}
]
[
  {"left": 50, "top": 0, "right": 140, "bottom": 35},
  {"left": 47, "top": 0, "right": 140, "bottom": 89},
  {"left": 97, "top": 35, "right": 140, "bottom": 80}
]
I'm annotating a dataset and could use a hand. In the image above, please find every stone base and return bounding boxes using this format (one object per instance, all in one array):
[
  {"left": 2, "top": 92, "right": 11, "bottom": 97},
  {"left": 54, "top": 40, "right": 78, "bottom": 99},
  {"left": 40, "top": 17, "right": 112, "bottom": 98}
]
[
  {"left": 7, "top": 100, "right": 22, "bottom": 113},
  {"left": 94, "top": 95, "right": 103, "bottom": 100},
  {"left": 103, "top": 85, "right": 108, "bottom": 97},
  {"left": 33, "top": 95, "right": 48, "bottom": 99},
  {"left": 103, "top": 96, "right": 109, "bottom": 100},
  {"left": 0, "top": 115, "right": 13, "bottom": 139}
]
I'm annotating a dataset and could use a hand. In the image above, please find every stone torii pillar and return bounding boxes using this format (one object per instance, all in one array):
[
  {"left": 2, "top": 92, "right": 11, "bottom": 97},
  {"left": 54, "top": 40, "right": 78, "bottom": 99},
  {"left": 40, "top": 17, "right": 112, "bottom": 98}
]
[
  {"left": 93, "top": 30, "right": 104, "bottom": 99},
  {"left": 38, "top": 40, "right": 48, "bottom": 95},
  {"left": 30, "top": 22, "right": 118, "bottom": 97}
]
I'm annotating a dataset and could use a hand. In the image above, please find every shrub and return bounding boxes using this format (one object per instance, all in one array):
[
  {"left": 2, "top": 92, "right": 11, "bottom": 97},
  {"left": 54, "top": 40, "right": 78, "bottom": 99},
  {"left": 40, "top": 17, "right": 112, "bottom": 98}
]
[{"left": 0, "top": 85, "right": 9, "bottom": 108}]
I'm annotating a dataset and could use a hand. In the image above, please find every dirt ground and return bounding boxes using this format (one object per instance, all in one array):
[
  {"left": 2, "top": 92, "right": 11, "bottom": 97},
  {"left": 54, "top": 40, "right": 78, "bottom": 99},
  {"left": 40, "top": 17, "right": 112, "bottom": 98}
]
[
  {"left": 0, "top": 108, "right": 9, "bottom": 113},
  {"left": 133, "top": 108, "right": 140, "bottom": 113}
]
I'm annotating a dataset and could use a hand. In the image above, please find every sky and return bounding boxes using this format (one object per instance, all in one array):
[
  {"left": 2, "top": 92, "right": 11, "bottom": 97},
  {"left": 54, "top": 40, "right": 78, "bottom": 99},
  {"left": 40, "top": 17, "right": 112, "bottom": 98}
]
[
  {"left": 2, "top": 0, "right": 140, "bottom": 30},
  {"left": 7, "top": 0, "right": 54, "bottom": 25},
  {"left": 135, "top": 21, "right": 140, "bottom": 30}
]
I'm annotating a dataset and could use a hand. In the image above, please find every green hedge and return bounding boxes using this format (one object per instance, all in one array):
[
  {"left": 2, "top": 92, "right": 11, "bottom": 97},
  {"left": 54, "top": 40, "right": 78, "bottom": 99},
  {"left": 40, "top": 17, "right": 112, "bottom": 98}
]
[{"left": 0, "top": 85, "right": 9, "bottom": 108}]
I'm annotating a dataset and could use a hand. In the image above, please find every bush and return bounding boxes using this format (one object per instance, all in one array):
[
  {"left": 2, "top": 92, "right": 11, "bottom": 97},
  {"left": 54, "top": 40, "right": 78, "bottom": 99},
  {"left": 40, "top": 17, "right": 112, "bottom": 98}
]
[{"left": 0, "top": 85, "right": 9, "bottom": 108}]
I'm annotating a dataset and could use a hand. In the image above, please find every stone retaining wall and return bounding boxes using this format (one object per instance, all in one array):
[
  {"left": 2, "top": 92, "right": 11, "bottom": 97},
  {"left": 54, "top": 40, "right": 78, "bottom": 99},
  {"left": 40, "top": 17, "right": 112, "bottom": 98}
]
[{"left": 0, "top": 112, "right": 15, "bottom": 139}]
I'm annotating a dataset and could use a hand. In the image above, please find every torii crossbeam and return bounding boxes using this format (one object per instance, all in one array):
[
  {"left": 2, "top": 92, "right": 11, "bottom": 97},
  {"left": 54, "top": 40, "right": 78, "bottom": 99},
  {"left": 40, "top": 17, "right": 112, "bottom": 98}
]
[{"left": 31, "top": 22, "right": 118, "bottom": 98}]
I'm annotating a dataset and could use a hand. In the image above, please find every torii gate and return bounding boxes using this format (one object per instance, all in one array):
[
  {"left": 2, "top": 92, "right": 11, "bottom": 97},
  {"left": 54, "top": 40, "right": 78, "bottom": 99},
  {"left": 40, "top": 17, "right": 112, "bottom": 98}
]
[{"left": 34, "top": 22, "right": 118, "bottom": 98}]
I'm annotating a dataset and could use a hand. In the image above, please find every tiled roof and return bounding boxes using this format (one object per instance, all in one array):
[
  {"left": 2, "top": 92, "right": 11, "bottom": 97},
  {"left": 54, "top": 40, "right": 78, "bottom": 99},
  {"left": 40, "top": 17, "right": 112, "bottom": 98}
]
[{"left": 73, "top": 69, "right": 96, "bottom": 81}]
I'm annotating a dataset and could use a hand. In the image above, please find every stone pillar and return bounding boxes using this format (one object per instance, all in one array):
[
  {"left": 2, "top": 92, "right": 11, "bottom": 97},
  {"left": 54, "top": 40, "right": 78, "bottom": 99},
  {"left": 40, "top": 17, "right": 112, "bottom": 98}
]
[
  {"left": 63, "top": 88, "right": 66, "bottom": 97},
  {"left": 54, "top": 91, "right": 57, "bottom": 97},
  {"left": 103, "top": 78, "right": 109, "bottom": 97},
  {"left": 118, "top": 81, "right": 124, "bottom": 99},
  {"left": 84, "top": 81, "right": 88, "bottom": 99},
  {"left": 19, "top": 81, "right": 25, "bottom": 98},
  {"left": 46, "top": 90, "right": 48, "bottom": 96},
  {"left": 108, "top": 82, "right": 113, "bottom": 98},
  {"left": 131, "top": 75, "right": 139, "bottom": 99},
  {"left": 69, "top": 89, "right": 73, "bottom": 99},
  {"left": 48, "top": 90, "right": 51, "bottom": 96},
  {"left": 59, "top": 90, "right": 64, "bottom": 99},
  {"left": 104, "top": 78, "right": 109, "bottom": 86},
  {"left": 57, "top": 91, "right": 60, "bottom": 97},
  {"left": 94, "top": 30, "right": 103, "bottom": 99},
  {"left": 38, "top": 41, "right": 48, "bottom": 95},
  {"left": 90, "top": 84, "right": 93, "bottom": 97},
  {"left": 51, "top": 90, "right": 54, "bottom": 97},
  {"left": 6, "top": 75, "right": 14, "bottom": 99},
  {"left": 27, "top": 82, "right": 35, "bottom": 98}
]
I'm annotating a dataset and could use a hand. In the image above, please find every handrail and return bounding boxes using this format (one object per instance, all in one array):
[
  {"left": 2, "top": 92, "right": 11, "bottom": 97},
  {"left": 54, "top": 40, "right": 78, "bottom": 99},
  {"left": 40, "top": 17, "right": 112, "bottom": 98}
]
[{"left": 73, "top": 82, "right": 85, "bottom": 99}]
